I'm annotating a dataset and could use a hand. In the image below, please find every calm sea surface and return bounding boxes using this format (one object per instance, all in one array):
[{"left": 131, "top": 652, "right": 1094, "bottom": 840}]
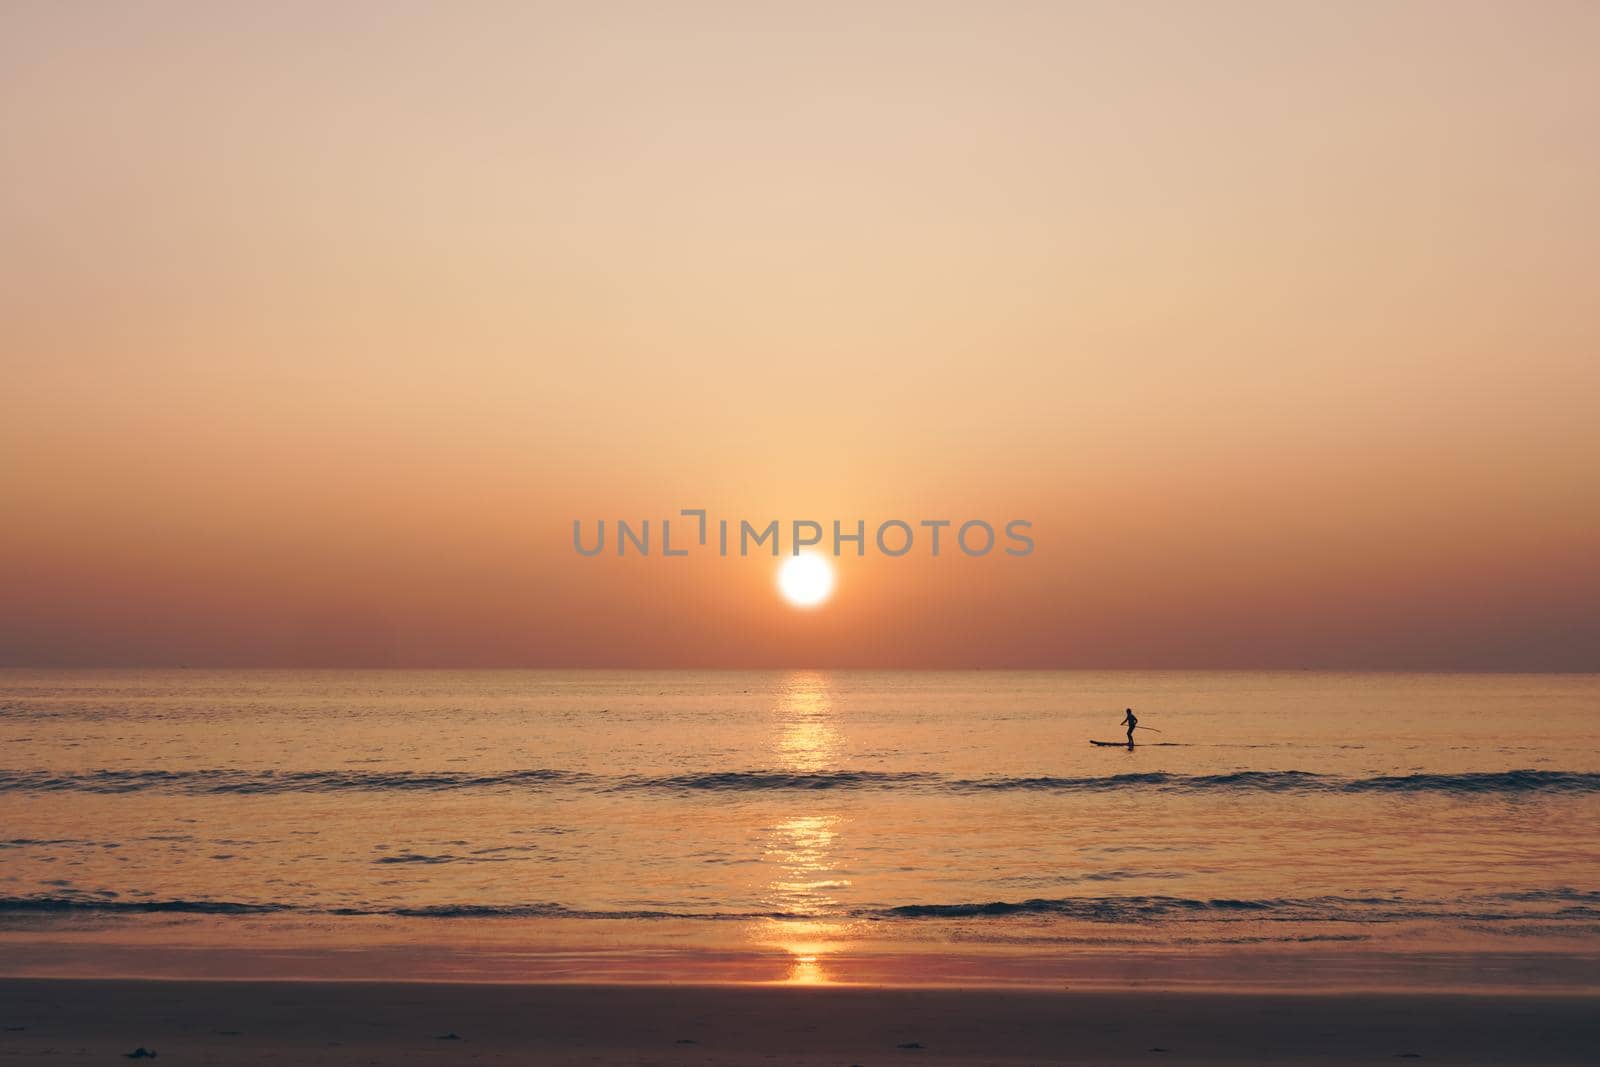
[{"left": 2, "top": 670, "right": 1597, "bottom": 989}]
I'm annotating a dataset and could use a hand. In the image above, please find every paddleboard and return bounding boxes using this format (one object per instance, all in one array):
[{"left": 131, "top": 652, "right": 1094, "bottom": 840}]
[{"left": 1089, "top": 739, "right": 1133, "bottom": 747}]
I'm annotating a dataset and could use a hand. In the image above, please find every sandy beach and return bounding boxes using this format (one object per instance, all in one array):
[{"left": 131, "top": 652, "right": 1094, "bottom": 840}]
[{"left": 2, "top": 979, "right": 1598, "bottom": 1066}]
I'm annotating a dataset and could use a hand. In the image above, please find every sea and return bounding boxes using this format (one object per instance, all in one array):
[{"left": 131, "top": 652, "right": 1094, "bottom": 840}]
[{"left": 2, "top": 670, "right": 1597, "bottom": 991}]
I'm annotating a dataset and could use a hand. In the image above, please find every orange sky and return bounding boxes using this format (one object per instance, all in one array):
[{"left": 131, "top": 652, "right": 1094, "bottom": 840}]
[{"left": 2, "top": 2, "right": 1597, "bottom": 668}]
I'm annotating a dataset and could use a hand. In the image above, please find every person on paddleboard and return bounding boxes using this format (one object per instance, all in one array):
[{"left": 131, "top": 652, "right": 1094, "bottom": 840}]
[{"left": 1121, "top": 708, "right": 1137, "bottom": 747}]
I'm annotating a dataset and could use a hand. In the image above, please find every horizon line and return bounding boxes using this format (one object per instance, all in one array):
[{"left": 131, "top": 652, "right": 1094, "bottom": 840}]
[{"left": 1, "top": 664, "right": 1595, "bottom": 675}]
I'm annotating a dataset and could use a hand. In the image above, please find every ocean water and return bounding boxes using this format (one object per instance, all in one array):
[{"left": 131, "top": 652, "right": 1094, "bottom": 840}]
[{"left": 2, "top": 670, "right": 1597, "bottom": 989}]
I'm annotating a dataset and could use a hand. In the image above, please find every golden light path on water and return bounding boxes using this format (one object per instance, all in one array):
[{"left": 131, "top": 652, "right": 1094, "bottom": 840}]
[{"left": 760, "top": 671, "right": 853, "bottom": 984}]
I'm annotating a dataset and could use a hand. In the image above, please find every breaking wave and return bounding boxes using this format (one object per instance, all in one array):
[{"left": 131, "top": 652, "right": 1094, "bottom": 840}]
[
  {"left": 1, "top": 767, "right": 1595, "bottom": 796},
  {"left": 2, "top": 889, "right": 1595, "bottom": 926}
]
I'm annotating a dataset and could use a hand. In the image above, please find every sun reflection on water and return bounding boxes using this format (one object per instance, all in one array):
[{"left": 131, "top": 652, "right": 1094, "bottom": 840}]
[
  {"left": 759, "top": 672, "right": 851, "bottom": 984},
  {"left": 772, "top": 671, "right": 840, "bottom": 773}
]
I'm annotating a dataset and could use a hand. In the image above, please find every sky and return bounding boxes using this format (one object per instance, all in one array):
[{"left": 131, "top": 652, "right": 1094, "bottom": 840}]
[{"left": 2, "top": 1, "right": 1597, "bottom": 668}]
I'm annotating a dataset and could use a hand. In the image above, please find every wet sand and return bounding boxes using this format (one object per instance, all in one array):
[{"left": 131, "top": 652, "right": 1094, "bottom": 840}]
[{"left": 2, "top": 979, "right": 1598, "bottom": 1065}]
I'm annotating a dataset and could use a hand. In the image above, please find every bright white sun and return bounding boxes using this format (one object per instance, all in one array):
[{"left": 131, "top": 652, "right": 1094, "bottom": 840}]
[{"left": 777, "top": 553, "right": 835, "bottom": 608}]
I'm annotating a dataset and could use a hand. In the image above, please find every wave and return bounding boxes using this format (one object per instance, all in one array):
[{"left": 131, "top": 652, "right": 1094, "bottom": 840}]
[
  {"left": 0, "top": 896, "right": 786, "bottom": 921},
  {"left": 0, "top": 896, "right": 289, "bottom": 915},
  {"left": 950, "top": 770, "right": 1330, "bottom": 792},
  {"left": 1, "top": 767, "right": 1596, "bottom": 796},
  {"left": 613, "top": 770, "right": 938, "bottom": 791},
  {"left": 2, "top": 890, "right": 1595, "bottom": 925},
  {"left": 1346, "top": 770, "right": 1599, "bottom": 794},
  {"left": 874, "top": 893, "right": 1600, "bottom": 922},
  {"left": 951, "top": 770, "right": 1600, "bottom": 794},
  {"left": 0, "top": 768, "right": 595, "bottom": 794}
]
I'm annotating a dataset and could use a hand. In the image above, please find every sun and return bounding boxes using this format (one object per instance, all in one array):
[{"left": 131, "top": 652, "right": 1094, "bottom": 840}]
[{"left": 777, "top": 553, "right": 835, "bottom": 608}]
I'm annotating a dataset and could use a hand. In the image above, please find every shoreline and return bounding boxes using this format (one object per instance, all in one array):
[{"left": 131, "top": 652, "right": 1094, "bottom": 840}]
[
  {"left": 5, "top": 926, "right": 1598, "bottom": 994},
  {"left": 4, "top": 978, "right": 1598, "bottom": 1065}
]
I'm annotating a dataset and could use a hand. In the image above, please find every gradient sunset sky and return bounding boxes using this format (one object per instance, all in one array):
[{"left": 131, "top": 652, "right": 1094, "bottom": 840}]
[{"left": 3, "top": 2, "right": 1596, "bottom": 668}]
